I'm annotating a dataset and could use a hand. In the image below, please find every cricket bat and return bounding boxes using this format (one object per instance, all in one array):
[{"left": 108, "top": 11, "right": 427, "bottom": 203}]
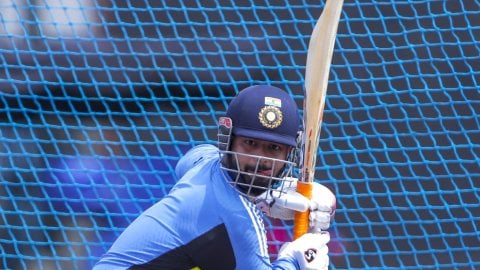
[{"left": 293, "top": 0, "right": 344, "bottom": 240}]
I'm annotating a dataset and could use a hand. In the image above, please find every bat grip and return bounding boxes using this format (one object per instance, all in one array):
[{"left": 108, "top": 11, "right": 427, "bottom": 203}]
[{"left": 293, "top": 181, "right": 313, "bottom": 240}]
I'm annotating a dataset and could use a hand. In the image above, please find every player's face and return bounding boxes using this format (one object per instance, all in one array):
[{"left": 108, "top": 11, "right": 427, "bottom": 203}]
[{"left": 229, "top": 136, "right": 290, "bottom": 196}]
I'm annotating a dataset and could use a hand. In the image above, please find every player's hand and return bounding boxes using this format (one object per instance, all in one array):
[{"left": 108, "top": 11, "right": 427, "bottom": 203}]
[
  {"left": 254, "top": 177, "right": 336, "bottom": 232},
  {"left": 278, "top": 232, "right": 330, "bottom": 270}
]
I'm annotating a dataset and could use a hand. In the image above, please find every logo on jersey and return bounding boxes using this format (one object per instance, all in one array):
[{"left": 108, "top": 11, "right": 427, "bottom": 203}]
[
  {"left": 304, "top": 248, "right": 317, "bottom": 263},
  {"left": 258, "top": 105, "right": 283, "bottom": 129}
]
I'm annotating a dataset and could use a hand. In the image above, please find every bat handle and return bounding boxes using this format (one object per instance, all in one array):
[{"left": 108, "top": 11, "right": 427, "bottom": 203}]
[{"left": 293, "top": 181, "right": 313, "bottom": 240}]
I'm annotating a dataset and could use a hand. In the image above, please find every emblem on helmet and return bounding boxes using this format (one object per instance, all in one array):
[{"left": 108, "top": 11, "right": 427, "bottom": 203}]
[{"left": 258, "top": 105, "right": 283, "bottom": 129}]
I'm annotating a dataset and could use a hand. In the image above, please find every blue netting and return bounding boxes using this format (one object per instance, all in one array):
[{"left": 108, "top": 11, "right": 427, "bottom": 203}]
[{"left": 0, "top": 1, "right": 479, "bottom": 269}]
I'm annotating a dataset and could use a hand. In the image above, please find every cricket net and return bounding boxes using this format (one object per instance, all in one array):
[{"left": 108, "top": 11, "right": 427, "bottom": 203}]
[{"left": 0, "top": 1, "right": 479, "bottom": 269}]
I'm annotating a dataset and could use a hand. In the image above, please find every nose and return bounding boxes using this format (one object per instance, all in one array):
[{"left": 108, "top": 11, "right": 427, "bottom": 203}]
[
  {"left": 246, "top": 149, "right": 272, "bottom": 169},
  {"left": 248, "top": 145, "right": 269, "bottom": 159},
  {"left": 257, "top": 153, "right": 276, "bottom": 170},
  {"left": 258, "top": 156, "right": 271, "bottom": 167}
]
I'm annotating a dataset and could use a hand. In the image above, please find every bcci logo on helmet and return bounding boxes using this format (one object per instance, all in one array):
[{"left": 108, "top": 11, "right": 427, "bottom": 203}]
[{"left": 258, "top": 105, "right": 283, "bottom": 129}]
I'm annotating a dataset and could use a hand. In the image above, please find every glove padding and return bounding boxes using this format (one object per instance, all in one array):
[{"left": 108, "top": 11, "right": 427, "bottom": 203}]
[
  {"left": 254, "top": 177, "right": 336, "bottom": 232},
  {"left": 278, "top": 232, "right": 330, "bottom": 270}
]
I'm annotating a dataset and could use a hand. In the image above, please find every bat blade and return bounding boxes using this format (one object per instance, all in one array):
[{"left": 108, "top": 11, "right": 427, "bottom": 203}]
[{"left": 294, "top": 0, "right": 344, "bottom": 240}]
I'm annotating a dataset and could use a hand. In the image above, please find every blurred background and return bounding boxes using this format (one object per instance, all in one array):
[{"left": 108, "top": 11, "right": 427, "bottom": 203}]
[{"left": 0, "top": 0, "right": 479, "bottom": 269}]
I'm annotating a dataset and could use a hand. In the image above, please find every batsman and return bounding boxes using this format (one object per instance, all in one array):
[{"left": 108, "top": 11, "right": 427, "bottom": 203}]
[{"left": 94, "top": 85, "right": 336, "bottom": 270}]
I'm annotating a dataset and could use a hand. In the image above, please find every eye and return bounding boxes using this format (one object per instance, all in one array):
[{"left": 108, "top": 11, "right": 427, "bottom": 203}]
[
  {"left": 244, "top": 139, "right": 256, "bottom": 146},
  {"left": 269, "top": 144, "right": 282, "bottom": 151}
]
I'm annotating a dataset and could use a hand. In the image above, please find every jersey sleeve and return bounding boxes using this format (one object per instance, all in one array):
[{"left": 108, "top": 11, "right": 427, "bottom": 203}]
[
  {"left": 272, "top": 256, "right": 299, "bottom": 270},
  {"left": 93, "top": 210, "right": 181, "bottom": 269}
]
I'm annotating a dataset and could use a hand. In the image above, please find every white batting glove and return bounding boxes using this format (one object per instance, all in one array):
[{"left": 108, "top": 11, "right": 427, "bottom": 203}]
[
  {"left": 277, "top": 232, "right": 330, "bottom": 270},
  {"left": 254, "top": 177, "right": 336, "bottom": 232}
]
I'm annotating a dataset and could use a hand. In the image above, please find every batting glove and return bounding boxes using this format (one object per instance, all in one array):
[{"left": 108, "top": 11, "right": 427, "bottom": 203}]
[
  {"left": 255, "top": 177, "right": 336, "bottom": 232},
  {"left": 277, "top": 232, "right": 330, "bottom": 270}
]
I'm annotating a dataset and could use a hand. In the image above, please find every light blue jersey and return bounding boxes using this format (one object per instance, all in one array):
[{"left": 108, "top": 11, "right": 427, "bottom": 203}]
[{"left": 94, "top": 144, "right": 297, "bottom": 270}]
